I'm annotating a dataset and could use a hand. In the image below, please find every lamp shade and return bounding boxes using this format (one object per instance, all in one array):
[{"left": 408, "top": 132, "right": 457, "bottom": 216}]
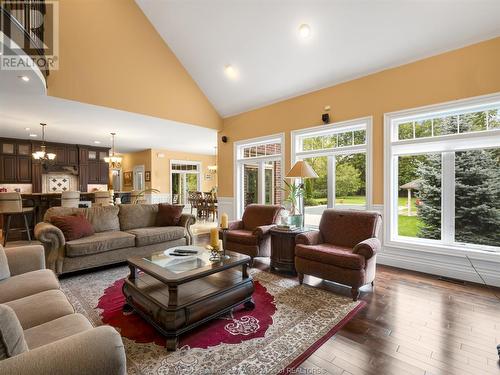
[{"left": 285, "top": 160, "right": 318, "bottom": 179}]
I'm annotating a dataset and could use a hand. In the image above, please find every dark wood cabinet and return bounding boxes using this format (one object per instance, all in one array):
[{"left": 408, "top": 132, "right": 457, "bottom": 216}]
[
  {"left": 32, "top": 163, "right": 42, "bottom": 193},
  {"left": 0, "top": 138, "right": 109, "bottom": 187},
  {"left": 1, "top": 155, "right": 17, "bottom": 182},
  {"left": 79, "top": 164, "right": 89, "bottom": 192},
  {"left": 99, "top": 163, "right": 109, "bottom": 183},
  {"left": 88, "top": 162, "right": 100, "bottom": 184},
  {"left": 78, "top": 147, "right": 88, "bottom": 165},
  {"left": 16, "top": 157, "right": 32, "bottom": 182},
  {"left": 270, "top": 228, "right": 311, "bottom": 274},
  {"left": 67, "top": 147, "right": 78, "bottom": 165}
]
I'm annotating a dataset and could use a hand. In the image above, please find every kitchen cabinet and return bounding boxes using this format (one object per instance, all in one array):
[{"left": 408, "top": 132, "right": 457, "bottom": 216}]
[
  {"left": 0, "top": 155, "right": 16, "bottom": 182},
  {"left": 67, "top": 147, "right": 78, "bottom": 165},
  {"left": 79, "top": 164, "right": 89, "bottom": 192},
  {"left": 16, "top": 157, "right": 32, "bottom": 182},
  {"left": 0, "top": 138, "right": 109, "bottom": 186},
  {"left": 88, "top": 163, "right": 100, "bottom": 184}
]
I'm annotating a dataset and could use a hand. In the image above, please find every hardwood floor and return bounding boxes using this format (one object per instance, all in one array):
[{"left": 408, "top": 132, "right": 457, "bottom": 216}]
[{"left": 195, "top": 234, "right": 500, "bottom": 375}]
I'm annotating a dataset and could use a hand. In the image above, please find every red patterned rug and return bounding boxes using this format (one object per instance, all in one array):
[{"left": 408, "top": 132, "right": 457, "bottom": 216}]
[
  {"left": 97, "top": 278, "right": 276, "bottom": 349},
  {"left": 61, "top": 266, "right": 365, "bottom": 375}
]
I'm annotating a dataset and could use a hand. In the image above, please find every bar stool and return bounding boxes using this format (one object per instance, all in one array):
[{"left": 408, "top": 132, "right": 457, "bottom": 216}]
[
  {"left": 94, "top": 191, "right": 111, "bottom": 206},
  {"left": 0, "top": 192, "right": 34, "bottom": 245},
  {"left": 61, "top": 191, "right": 81, "bottom": 208}
]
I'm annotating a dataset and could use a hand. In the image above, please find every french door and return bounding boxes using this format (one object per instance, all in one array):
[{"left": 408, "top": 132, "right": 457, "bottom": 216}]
[{"left": 170, "top": 161, "right": 201, "bottom": 205}]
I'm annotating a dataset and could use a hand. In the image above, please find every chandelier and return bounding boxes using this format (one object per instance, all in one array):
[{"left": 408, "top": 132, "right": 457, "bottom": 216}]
[
  {"left": 104, "top": 132, "right": 122, "bottom": 168},
  {"left": 32, "top": 123, "right": 56, "bottom": 162}
]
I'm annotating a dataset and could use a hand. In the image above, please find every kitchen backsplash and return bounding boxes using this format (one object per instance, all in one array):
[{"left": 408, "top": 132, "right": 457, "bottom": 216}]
[
  {"left": 42, "top": 174, "right": 78, "bottom": 193},
  {"left": 0, "top": 184, "right": 32, "bottom": 193}
]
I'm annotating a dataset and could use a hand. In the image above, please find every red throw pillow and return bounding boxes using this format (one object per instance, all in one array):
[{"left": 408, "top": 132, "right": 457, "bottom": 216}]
[
  {"left": 155, "top": 204, "right": 184, "bottom": 226},
  {"left": 50, "top": 215, "right": 94, "bottom": 241}
]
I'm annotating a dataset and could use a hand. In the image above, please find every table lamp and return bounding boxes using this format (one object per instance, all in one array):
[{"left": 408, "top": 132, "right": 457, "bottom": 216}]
[{"left": 285, "top": 160, "right": 318, "bottom": 227}]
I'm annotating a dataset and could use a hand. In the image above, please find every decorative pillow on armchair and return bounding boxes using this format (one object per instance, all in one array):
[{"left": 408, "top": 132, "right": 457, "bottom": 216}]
[
  {"left": 155, "top": 204, "right": 184, "bottom": 227},
  {"left": 50, "top": 215, "right": 95, "bottom": 241}
]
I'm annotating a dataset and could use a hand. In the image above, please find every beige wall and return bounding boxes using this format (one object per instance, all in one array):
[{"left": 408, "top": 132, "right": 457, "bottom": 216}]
[
  {"left": 120, "top": 149, "right": 216, "bottom": 194},
  {"left": 151, "top": 149, "right": 217, "bottom": 194},
  {"left": 120, "top": 149, "right": 152, "bottom": 191},
  {"left": 218, "top": 37, "right": 500, "bottom": 204},
  {"left": 48, "top": 0, "right": 221, "bottom": 130}
]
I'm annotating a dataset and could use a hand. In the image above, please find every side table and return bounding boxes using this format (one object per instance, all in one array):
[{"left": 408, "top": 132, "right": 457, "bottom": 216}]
[{"left": 270, "top": 227, "right": 310, "bottom": 275}]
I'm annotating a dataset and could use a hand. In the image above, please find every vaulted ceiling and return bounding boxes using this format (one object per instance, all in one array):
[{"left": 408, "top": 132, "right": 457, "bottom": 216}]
[{"left": 136, "top": 0, "right": 500, "bottom": 117}]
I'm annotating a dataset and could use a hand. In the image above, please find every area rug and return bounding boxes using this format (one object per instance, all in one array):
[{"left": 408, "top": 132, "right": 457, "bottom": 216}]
[{"left": 60, "top": 266, "right": 365, "bottom": 375}]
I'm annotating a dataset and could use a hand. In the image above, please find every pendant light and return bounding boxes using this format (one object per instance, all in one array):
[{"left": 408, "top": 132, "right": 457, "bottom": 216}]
[
  {"left": 104, "top": 133, "right": 122, "bottom": 168},
  {"left": 32, "top": 123, "right": 56, "bottom": 162}
]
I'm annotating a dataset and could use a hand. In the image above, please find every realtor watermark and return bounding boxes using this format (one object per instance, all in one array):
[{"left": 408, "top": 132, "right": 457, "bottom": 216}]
[{"left": 0, "top": 0, "right": 59, "bottom": 71}]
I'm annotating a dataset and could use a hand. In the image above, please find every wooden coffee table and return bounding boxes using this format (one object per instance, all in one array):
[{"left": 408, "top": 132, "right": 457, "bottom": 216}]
[{"left": 123, "top": 247, "right": 254, "bottom": 351}]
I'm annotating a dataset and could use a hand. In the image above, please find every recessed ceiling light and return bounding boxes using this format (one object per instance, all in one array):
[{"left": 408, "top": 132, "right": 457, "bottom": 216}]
[
  {"left": 29, "top": 133, "right": 37, "bottom": 137},
  {"left": 298, "top": 24, "right": 311, "bottom": 39},
  {"left": 94, "top": 140, "right": 101, "bottom": 144},
  {"left": 224, "top": 64, "right": 238, "bottom": 80},
  {"left": 18, "top": 75, "right": 30, "bottom": 82},
  {"left": 25, "top": 127, "right": 30, "bottom": 131}
]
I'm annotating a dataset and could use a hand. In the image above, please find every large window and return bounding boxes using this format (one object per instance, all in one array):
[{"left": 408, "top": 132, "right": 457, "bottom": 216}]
[
  {"left": 235, "top": 134, "right": 284, "bottom": 218},
  {"left": 385, "top": 94, "right": 500, "bottom": 252},
  {"left": 292, "top": 117, "right": 372, "bottom": 227}
]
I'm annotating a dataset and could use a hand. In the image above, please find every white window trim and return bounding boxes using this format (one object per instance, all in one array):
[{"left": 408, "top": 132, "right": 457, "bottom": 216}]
[
  {"left": 384, "top": 92, "right": 500, "bottom": 255},
  {"left": 291, "top": 116, "right": 373, "bottom": 211},
  {"left": 234, "top": 133, "right": 285, "bottom": 218}
]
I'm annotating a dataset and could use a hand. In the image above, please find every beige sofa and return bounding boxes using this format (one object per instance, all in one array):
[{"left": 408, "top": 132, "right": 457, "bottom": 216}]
[
  {"left": 0, "top": 244, "right": 126, "bottom": 375},
  {"left": 35, "top": 204, "right": 195, "bottom": 275}
]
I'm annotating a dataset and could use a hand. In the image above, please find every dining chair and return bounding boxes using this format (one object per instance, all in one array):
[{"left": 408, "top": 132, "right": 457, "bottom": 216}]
[
  {"left": 205, "top": 192, "right": 218, "bottom": 221},
  {"left": 0, "top": 192, "right": 34, "bottom": 245}
]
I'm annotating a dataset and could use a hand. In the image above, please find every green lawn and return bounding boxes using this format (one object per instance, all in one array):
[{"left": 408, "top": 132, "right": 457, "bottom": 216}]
[
  {"left": 398, "top": 215, "right": 421, "bottom": 237},
  {"left": 305, "top": 195, "right": 367, "bottom": 206}
]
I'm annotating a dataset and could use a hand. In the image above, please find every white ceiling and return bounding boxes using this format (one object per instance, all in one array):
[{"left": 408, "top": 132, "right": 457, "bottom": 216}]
[
  {"left": 136, "top": 0, "right": 500, "bottom": 117},
  {"left": 0, "top": 91, "right": 217, "bottom": 155}
]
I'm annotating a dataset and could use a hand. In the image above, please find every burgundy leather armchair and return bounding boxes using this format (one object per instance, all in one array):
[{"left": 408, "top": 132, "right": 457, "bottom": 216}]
[
  {"left": 295, "top": 209, "right": 382, "bottom": 301},
  {"left": 223, "top": 204, "right": 283, "bottom": 265}
]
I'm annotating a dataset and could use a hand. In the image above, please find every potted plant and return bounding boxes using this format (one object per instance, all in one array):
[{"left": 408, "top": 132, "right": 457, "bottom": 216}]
[
  {"left": 281, "top": 180, "right": 304, "bottom": 227},
  {"left": 132, "top": 188, "right": 160, "bottom": 204}
]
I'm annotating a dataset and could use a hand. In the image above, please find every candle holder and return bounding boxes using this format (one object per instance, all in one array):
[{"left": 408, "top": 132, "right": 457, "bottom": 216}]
[
  {"left": 221, "top": 228, "right": 230, "bottom": 259},
  {"left": 206, "top": 245, "right": 222, "bottom": 261}
]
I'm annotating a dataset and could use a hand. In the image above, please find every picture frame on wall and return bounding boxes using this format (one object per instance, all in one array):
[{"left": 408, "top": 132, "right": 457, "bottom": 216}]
[
  {"left": 124, "top": 171, "right": 133, "bottom": 187},
  {"left": 145, "top": 171, "right": 151, "bottom": 182}
]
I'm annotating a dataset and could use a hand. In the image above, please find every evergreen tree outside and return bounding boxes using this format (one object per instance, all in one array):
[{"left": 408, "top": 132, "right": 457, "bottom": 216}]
[
  {"left": 454, "top": 149, "right": 500, "bottom": 246},
  {"left": 413, "top": 109, "right": 500, "bottom": 246}
]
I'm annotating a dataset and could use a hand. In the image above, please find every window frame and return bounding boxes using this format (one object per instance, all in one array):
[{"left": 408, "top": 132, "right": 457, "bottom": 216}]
[
  {"left": 234, "top": 133, "right": 285, "bottom": 218},
  {"left": 291, "top": 116, "right": 373, "bottom": 217},
  {"left": 384, "top": 93, "right": 500, "bottom": 254}
]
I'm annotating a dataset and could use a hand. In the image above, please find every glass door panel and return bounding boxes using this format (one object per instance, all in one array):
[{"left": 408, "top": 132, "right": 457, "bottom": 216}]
[
  {"left": 243, "top": 163, "right": 258, "bottom": 208},
  {"left": 335, "top": 153, "right": 366, "bottom": 208},
  {"left": 303, "top": 156, "right": 328, "bottom": 227},
  {"left": 264, "top": 160, "right": 282, "bottom": 205}
]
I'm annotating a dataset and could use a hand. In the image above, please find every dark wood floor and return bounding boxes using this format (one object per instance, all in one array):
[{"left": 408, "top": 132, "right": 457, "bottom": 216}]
[{"left": 196, "top": 234, "right": 500, "bottom": 375}]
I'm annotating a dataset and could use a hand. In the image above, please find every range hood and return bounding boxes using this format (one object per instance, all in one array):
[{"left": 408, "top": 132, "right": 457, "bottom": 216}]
[{"left": 42, "top": 164, "right": 79, "bottom": 175}]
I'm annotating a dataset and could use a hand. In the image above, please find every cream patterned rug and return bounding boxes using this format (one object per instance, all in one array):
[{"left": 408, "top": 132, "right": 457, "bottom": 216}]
[{"left": 60, "top": 266, "right": 364, "bottom": 375}]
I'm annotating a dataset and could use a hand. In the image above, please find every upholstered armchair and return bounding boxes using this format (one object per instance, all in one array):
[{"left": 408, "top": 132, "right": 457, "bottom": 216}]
[
  {"left": 295, "top": 209, "right": 382, "bottom": 301},
  {"left": 223, "top": 204, "right": 283, "bottom": 265}
]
